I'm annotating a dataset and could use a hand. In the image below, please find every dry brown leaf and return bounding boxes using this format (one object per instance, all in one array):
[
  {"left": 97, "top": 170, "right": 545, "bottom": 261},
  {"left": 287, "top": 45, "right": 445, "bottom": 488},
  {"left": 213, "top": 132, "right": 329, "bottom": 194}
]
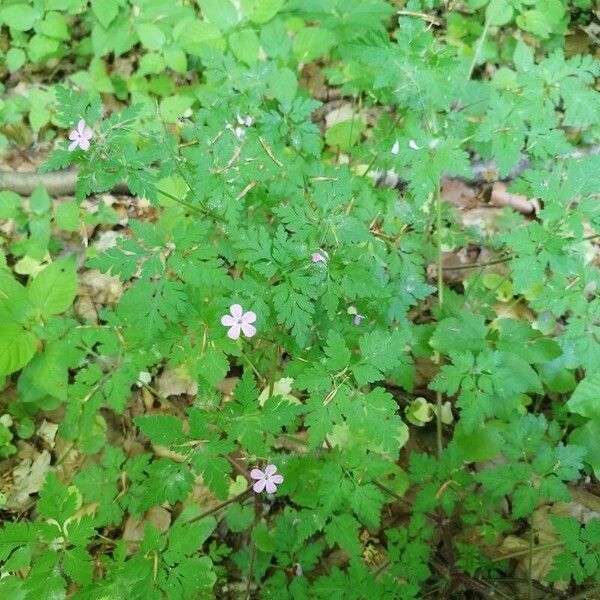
[
  {"left": 5, "top": 450, "right": 51, "bottom": 511},
  {"left": 157, "top": 368, "right": 198, "bottom": 398},
  {"left": 490, "top": 181, "right": 540, "bottom": 215}
]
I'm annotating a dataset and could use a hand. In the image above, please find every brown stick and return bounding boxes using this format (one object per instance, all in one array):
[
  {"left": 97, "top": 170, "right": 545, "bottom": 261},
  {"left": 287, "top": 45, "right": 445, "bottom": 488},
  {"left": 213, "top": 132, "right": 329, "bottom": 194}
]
[{"left": 0, "top": 168, "right": 130, "bottom": 197}]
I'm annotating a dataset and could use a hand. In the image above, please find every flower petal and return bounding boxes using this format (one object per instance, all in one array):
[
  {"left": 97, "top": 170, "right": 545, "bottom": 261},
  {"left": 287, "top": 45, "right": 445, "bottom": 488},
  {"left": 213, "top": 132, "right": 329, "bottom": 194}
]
[
  {"left": 82, "top": 127, "right": 93, "bottom": 140},
  {"left": 68, "top": 130, "right": 79, "bottom": 141},
  {"left": 253, "top": 479, "right": 266, "bottom": 493},
  {"left": 221, "top": 314, "right": 236, "bottom": 326},
  {"left": 264, "top": 464, "right": 277, "bottom": 477},
  {"left": 68, "top": 140, "right": 79, "bottom": 152},
  {"left": 270, "top": 474, "right": 283, "bottom": 484},
  {"left": 250, "top": 469, "right": 264, "bottom": 480},
  {"left": 79, "top": 138, "right": 90, "bottom": 151},
  {"left": 230, "top": 304, "right": 243, "bottom": 320},
  {"left": 227, "top": 324, "right": 241, "bottom": 340},
  {"left": 241, "top": 310, "right": 256, "bottom": 324},
  {"left": 77, "top": 119, "right": 86, "bottom": 134},
  {"left": 265, "top": 480, "right": 277, "bottom": 494},
  {"left": 240, "top": 323, "right": 256, "bottom": 338}
]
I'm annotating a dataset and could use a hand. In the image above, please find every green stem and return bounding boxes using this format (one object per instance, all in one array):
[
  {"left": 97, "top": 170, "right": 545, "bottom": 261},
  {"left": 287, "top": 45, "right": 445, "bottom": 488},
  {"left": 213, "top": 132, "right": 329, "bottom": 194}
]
[
  {"left": 434, "top": 184, "right": 444, "bottom": 459},
  {"left": 467, "top": 16, "right": 491, "bottom": 80}
]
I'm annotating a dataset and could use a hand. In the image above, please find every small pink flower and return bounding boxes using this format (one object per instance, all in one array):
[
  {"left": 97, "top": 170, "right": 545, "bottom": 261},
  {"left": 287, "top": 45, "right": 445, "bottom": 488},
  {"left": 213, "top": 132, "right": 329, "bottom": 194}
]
[
  {"left": 311, "top": 250, "right": 329, "bottom": 265},
  {"left": 221, "top": 304, "right": 256, "bottom": 340},
  {"left": 353, "top": 314, "right": 364, "bottom": 326},
  {"left": 68, "top": 119, "right": 93, "bottom": 151},
  {"left": 250, "top": 464, "right": 284, "bottom": 494}
]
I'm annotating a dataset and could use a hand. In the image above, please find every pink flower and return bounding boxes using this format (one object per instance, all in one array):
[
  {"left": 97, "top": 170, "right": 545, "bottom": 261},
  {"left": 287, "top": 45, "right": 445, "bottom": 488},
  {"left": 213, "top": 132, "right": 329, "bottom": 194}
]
[
  {"left": 353, "top": 314, "right": 364, "bottom": 326},
  {"left": 221, "top": 304, "right": 256, "bottom": 340},
  {"left": 250, "top": 464, "right": 284, "bottom": 494},
  {"left": 311, "top": 250, "right": 329, "bottom": 265},
  {"left": 68, "top": 119, "right": 93, "bottom": 151}
]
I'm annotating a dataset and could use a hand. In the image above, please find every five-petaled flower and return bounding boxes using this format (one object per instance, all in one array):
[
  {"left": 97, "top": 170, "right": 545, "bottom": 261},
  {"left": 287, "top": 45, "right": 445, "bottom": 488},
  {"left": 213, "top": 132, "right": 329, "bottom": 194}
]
[
  {"left": 68, "top": 119, "right": 93, "bottom": 151},
  {"left": 311, "top": 252, "right": 327, "bottom": 264},
  {"left": 221, "top": 304, "right": 256, "bottom": 340},
  {"left": 250, "top": 464, "right": 284, "bottom": 494}
]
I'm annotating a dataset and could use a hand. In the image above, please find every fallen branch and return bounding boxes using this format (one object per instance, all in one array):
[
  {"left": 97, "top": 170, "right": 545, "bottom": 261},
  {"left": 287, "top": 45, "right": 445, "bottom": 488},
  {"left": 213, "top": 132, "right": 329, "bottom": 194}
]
[{"left": 0, "top": 168, "right": 129, "bottom": 197}]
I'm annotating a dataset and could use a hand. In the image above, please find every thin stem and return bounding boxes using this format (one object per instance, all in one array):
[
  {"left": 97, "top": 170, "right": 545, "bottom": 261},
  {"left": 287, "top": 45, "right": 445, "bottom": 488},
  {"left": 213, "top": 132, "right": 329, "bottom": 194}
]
[
  {"left": 397, "top": 10, "right": 442, "bottom": 26},
  {"left": 434, "top": 185, "right": 444, "bottom": 458},
  {"left": 268, "top": 343, "right": 279, "bottom": 398},
  {"left": 467, "top": 15, "right": 491, "bottom": 80},
  {"left": 491, "top": 540, "right": 564, "bottom": 562},
  {"left": 187, "top": 487, "right": 252, "bottom": 524},
  {"left": 528, "top": 522, "right": 534, "bottom": 600},
  {"left": 155, "top": 186, "right": 203, "bottom": 215}
]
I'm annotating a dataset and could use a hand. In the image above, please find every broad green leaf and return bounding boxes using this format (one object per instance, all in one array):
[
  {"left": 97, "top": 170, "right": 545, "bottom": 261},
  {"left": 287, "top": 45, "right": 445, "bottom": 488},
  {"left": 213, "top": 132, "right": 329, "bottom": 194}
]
[
  {"left": 567, "top": 372, "right": 600, "bottom": 419},
  {"left": 164, "top": 46, "right": 187, "bottom": 73},
  {"left": 228, "top": 29, "right": 260, "bottom": 65},
  {"left": 0, "top": 324, "right": 37, "bottom": 376},
  {"left": 198, "top": 0, "right": 238, "bottom": 31},
  {"left": 6, "top": 48, "right": 26, "bottom": 72},
  {"left": 91, "top": 0, "right": 118, "bottom": 28},
  {"left": 159, "top": 95, "right": 194, "bottom": 122},
  {"left": 248, "top": 0, "right": 283, "bottom": 23},
  {"left": 485, "top": 0, "right": 513, "bottom": 26},
  {"left": 1, "top": 4, "right": 38, "bottom": 31},
  {"left": 136, "top": 23, "right": 166, "bottom": 50},
  {"left": 293, "top": 27, "right": 335, "bottom": 62},
  {"left": 28, "top": 255, "right": 78, "bottom": 317}
]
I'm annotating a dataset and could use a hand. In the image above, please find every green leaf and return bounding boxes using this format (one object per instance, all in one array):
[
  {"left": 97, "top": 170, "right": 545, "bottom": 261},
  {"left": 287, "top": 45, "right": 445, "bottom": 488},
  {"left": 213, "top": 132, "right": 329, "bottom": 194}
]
[
  {"left": 30, "top": 185, "right": 51, "bottom": 215},
  {"left": 6, "top": 48, "right": 26, "bottom": 72},
  {"left": 91, "top": 0, "right": 118, "bottom": 28},
  {"left": 430, "top": 313, "right": 488, "bottom": 354},
  {"left": 248, "top": 0, "right": 283, "bottom": 23},
  {"left": 38, "top": 473, "right": 81, "bottom": 524},
  {"left": 485, "top": 0, "right": 513, "bottom": 26},
  {"left": 570, "top": 421, "right": 600, "bottom": 479},
  {"left": 159, "top": 95, "right": 194, "bottom": 123},
  {"left": 39, "top": 12, "right": 69, "bottom": 41},
  {"left": 325, "top": 513, "right": 361, "bottom": 555},
  {"left": 325, "top": 119, "right": 364, "bottom": 151},
  {"left": 1, "top": 4, "right": 38, "bottom": 31},
  {"left": 137, "top": 23, "right": 166, "bottom": 51},
  {"left": 0, "top": 522, "right": 36, "bottom": 562},
  {"left": 567, "top": 372, "right": 600, "bottom": 419},
  {"left": 0, "top": 324, "right": 37, "bottom": 376},
  {"left": 28, "top": 256, "right": 78, "bottom": 317},
  {"left": 228, "top": 29, "right": 260, "bottom": 65},
  {"left": 54, "top": 201, "right": 80, "bottom": 232},
  {"left": 226, "top": 503, "right": 254, "bottom": 532},
  {"left": 164, "top": 46, "right": 187, "bottom": 73},
  {"left": 198, "top": 0, "right": 238, "bottom": 31},
  {"left": 135, "top": 415, "right": 185, "bottom": 446},
  {"left": 293, "top": 27, "right": 335, "bottom": 62}
]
